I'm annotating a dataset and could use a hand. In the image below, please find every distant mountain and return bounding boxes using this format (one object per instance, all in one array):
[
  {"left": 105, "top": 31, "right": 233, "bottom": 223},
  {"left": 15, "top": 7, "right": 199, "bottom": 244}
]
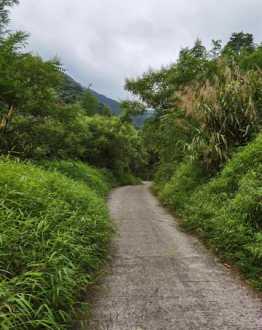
[
  {"left": 60, "top": 73, "right": 151, "bottom": 126},
  {"left": 90, "top": 89, "right": 121, "bottom": 115},
  {"left": 60, "top": 74, "right": 84, "bottom": 103},
  {"left": 60, "top": 74, "right": 121, "bottom": 114},
  {"left": 133, "top": 111, "right": 154, "bottom": 127}
]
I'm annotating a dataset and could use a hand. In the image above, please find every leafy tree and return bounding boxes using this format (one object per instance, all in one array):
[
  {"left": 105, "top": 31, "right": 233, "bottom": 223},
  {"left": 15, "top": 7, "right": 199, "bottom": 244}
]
[
  {"left": 125, "top": 68, "right": 174, "bottom": 113},
  {"left": 0, "top": 3, "right": 142, "bottom": 176},
  {"left": 120, "top": 100, "right": 146, "bottom": 123},
  {"left": 80, "top": 89, "right": 100, "bottom": 115},
  {"left": 125, "top": 32, "right": 262, "bottom": 176},
  {"left": 125, "top": 39, "right": 212, "bottom": 117},
  {"left": 209, "top": 39, "right": 222, "bottom": 59},
  {"left": 0, "top": 28, "right": 62, "bottom": 133},
  {"left": 191, "top": 38, "right": 207, "bottom": 58},
  {"left": 81, "top": 115, "right": 144, "bottom": 176},
  {"left": 240, "top": 45, "right": 262, "bottom": 70},
  {"left": 223, "top": 32, "right": 255, "bottom": 55},
  {"left": 99, "top": 103, "right": 112, "bottom": 116},
  {"left": 0, "top": 0, "right": 18, "bottom": 35}
]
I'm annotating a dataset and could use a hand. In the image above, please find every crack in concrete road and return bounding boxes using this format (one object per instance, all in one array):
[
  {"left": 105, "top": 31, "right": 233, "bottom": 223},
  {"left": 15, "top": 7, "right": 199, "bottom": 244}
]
[{"left": 80, "top": 184, "right": 262, "bottom": 330}]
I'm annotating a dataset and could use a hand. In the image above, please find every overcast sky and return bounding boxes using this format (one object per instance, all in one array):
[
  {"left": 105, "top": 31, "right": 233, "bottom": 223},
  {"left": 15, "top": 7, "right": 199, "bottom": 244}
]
[{"left": 10, "top": 0, "right": 262, "bottom": 100}]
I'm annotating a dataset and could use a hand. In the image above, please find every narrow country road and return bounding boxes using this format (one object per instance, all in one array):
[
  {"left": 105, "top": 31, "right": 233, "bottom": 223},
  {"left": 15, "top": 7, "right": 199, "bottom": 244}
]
[{"left": 84, "top": 184, "right": 262, "bottom": 329}]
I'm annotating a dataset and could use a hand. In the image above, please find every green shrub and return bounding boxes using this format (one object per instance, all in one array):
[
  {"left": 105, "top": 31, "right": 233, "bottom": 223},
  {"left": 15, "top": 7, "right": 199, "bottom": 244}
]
[
  {"left": 158, "top": 160, "right": 206, "bottom": 215},
  {"left": 190, "top": 63, "right": 262, "bottom": 170},
  {"left": 0, "top": 158, "right": 113, "bottom": 329},
  {"left": 153, "top": 162, "right": 178, "bottom": 192},
  {"left": 156, "top": 133, "right": 262, "bottom": 288},
  {"left": 38, "top": 160, "right": 115, "bottom": 197},
  {"left": 184, "top": 133, "right": 262, "bottom": 229},
  {"left": 182, "top": 134, "right": 262, "bottom": 288},
  {"left": 114, "top": 171, "right": 141, "bottom": 186},
  {"left": 188, "top": 166, "right": 262, "bottom": 288}
]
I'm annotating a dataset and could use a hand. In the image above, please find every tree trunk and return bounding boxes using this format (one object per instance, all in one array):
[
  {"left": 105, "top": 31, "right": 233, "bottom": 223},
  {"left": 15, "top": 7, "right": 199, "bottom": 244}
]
[{"left": 0, "top": 105, "right": 15, "bottom": 131}]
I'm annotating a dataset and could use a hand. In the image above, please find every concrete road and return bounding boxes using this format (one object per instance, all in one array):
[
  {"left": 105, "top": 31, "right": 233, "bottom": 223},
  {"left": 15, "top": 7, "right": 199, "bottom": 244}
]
[{"left": 83, "top": 184, "right": 262, "bottom": 330}]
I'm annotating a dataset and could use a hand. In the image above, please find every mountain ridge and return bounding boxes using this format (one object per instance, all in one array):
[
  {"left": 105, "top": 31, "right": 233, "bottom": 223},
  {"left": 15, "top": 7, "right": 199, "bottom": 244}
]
[
  {"left": 61, "top": 73, "right": 121, "bottom": 115},
  {"left": 61, "top": 73, "right": 152, "bottom": 126}
]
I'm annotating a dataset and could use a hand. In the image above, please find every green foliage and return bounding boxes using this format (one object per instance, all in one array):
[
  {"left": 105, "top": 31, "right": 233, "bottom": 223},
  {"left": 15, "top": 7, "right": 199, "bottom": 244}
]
[
  {"left": 125, "top": 68, "right": 175, "bottom": 112},
  {"left": 128, "top": 32, "right": 262, "bottom": 289},
  {"left": 172, "top": 40, "right": 211, "bottom": 87},
  {"left": 120, "top": 100, "right": 146, "bottom": 123},
  {"left": 188, "top": 169, "right": 261, "bottom": 288},
  {"left": 0, "top": 29, "right": 143, "bottom": 178},
  {"left": 83, "top": 115, "right": 145, "bottom": 180},
  {"left": 126, "top": 32, "right": 262, "bottom": 171},
  {"left": 240, "top": 46, "right": 262, "bottom": 70},
  {"left": 0, "top": 32, "right": 62, "bottom": 124},
  {"left": 38, "top": 160, "right": 115, "bottom": 197},
  {"left": 0, "top": 158, "right": 113, "bottom": 329},
  {"left": 0, "top": 29, "right": 64, "bottom": 160},
  {"left": 0, "top": 103, "right": 86, "bottom": 159},
  {"left": 183, "top": 133, "right": 262, "bottom": 229},
  {"left": 158, "top": 134, "right": 262, "bottom": 288},
  {"left": 223, "top": 32, "right": 255, "bottom": 56},
  {"left": 1, "top": 99, "right": 144, "bottom": 179},
  {"left": 158, "top": 160, "right": 206, "bottom": 215},
  {"left": 0, "top": 2, "right": 144, "bottom": 329},
  {"left": 189, "top": 62, "right": 262, "bottom": 169},
  {"left": 0, "top": 0, "right": 19, "bottom": 34},
  {"left": 0, "top": 3, "right": 141, "bottom": 180},
  {"left": 59, "top": 74, "right": 85, "bottom": 104},
  {"left": 99, "top": 104, "right": 112, "bottom": 117},
  {"left": 209, "top": 39, "right": 222, "bottom": 59},
  {"left": 60, "top": 74, "right": 121, "bottom": 115},
  {"left": 80, "top": 89, "right": 100, "bottom": 116}
]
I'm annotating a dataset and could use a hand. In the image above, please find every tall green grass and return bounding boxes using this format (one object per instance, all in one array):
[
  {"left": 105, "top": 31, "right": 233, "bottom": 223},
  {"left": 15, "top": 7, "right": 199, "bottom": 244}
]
[
  {"left": 38, "top": 159, "right": 140, "bottom": 189},
  {"left": 156, "top": 133, "right": 262, "bottom": 289},
  {"left": 157, "top": 161, "right": 207, "bottom": 215},
  {"left": 0, "top": 158, "right": 113, "bottom": 329},
  {"left": 38, "top": 160, "right": 116, "bottom": 197}
]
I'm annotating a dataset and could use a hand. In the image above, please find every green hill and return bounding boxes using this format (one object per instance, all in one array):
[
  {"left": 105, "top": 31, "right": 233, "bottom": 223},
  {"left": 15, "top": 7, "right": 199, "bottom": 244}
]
[
  {"left": 61, "top": 74, "right": 121, "bottom": 115},
  {"left": 61, "top": 74, "right": 152, "bottom": 126}
]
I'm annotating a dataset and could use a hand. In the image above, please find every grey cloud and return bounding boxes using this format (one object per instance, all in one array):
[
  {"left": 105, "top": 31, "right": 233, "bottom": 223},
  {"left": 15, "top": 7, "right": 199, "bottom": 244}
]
[{"left": 10, "top": 0, "right": 262, "bottom": 99}]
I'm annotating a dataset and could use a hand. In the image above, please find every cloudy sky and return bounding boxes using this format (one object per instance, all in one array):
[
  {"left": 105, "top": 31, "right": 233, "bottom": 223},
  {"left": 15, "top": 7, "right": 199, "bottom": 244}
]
[{"left": 10, "top": 0, "right": 262, "bottom": 100}]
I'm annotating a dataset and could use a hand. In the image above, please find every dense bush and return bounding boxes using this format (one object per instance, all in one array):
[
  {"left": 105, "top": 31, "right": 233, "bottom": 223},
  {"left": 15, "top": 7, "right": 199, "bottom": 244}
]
[
  {"left": 184, "top": 132, "right": 262, "bottom": 228},
  {"left": 38, "top": 160, "right": 115, "bottom": 197},
  {"left": 157, "top": 134, "right": 262, "bottom": 288},
  {"left": 187, "top": 62, "right": 262, "bottom": 169},
  {"left": 82, "top": 115, "right": 145, "bottom": 181},
  {"left": 158, "top": 160, "right": 207, "bottom": 215},
  {"left": 185, "top": 168, "right": 262, "bottom": 288},
  {"left": 2, "top": 111, "right": 144, "bottom": 183},
  {"left": 0, "top": 158, "right": 113, "bottom": 329},
  {"left": 126, "top": 33, "right": 262, "bottom": 172}
]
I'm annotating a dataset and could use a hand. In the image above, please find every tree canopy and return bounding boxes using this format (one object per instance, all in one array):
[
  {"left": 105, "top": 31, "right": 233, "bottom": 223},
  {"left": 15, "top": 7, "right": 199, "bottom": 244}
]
[{"left": 125, "top": 32, "right": 262, "bottom": 171}]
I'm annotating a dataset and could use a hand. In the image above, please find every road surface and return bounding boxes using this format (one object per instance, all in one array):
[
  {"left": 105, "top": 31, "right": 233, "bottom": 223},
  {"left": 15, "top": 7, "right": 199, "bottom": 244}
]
[{"left": 81, "top": 184, "right": 262, "bottom": 329}]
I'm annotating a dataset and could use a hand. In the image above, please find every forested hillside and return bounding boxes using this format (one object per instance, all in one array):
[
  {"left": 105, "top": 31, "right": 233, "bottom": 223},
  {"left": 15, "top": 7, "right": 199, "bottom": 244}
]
[
  {"left": 61, "top": 74, "right": 152, "bottom": 127},
  {"left": 61, "top": 74, "right": 121, "bottom": 115},
  {"left": 125, "top": 33, "right": 262, "bottom": 289}
]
